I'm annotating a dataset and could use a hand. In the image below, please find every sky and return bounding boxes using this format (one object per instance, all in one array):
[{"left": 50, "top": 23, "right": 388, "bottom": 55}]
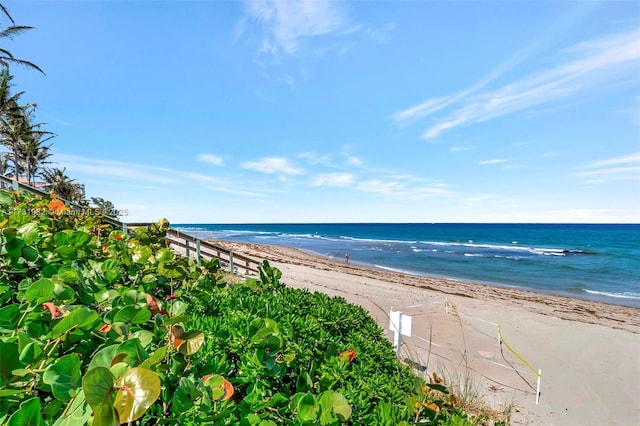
[{"left": 2, "top": 0, "right": 639, "bottom": 224}]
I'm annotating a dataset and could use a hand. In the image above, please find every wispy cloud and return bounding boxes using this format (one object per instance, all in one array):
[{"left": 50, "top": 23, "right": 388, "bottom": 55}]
[
  {"left": 53, "top": 154, "right": 180, "bottom": 185},
  {"left": 312, "top": 172, "right": 354, "bottom": 187},
  {"left": 573, "top": 151, "right": 640, "bottom": 182},
  {"left": 394, "top": 28, "right": 640, "bottom": 140},
  {"left": 242, "top": 156, "right": 304, "bottom": 175},
  {"left": 197, "top": 153, "right": 224, "bottom": 166},
  {"left": 241, "top": 0, "right": 356, "bottom": 56},
  {"left": 476, "top": 158, "right": 511, "bottom": 165},
  {"left": 356, "top": 178, "right": 453, "bottom": 199}
]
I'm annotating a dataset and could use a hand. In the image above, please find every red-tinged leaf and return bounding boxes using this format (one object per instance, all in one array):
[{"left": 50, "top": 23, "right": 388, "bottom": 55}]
[
  {"left": 424, "top": 402, "right": 440, "bottom": 412},
  {"left": 339, "top": 349, "right": 356, "bottom": 364},
  {"left": 43, "top": 302, "right": 62, "bottom": 320},
  {"left": 146, "top": 294, "right": 161, "bottom": 316},
  {"left": 170, "top": 325, "right": 184, "bottom": 349},
  {"left": 165, "top": 294, "right": 178, "bottom": 301},
  {"left": 203, "top": 374, "right": 234, "bottom": 401},
  {"left": 99, "top": 323, "right": 112, "bottom": 333}
]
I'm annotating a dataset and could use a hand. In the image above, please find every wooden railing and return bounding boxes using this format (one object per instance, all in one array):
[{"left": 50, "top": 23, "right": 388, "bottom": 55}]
[
  {"left": 165, "top": 229, "right": 260, "bottom": 276},
  {"left": 1, "top": 175, "right": 260, "bottom": 276}
]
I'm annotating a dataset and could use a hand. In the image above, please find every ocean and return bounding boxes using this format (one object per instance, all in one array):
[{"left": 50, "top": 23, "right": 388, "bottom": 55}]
[{"left": 173, "top": 223, "right": 640, "bottom": 308}]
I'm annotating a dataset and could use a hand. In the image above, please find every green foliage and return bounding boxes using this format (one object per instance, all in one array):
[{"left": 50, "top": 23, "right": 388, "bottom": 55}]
[{"left": 0, "top": 189, "right": 474, "bottom": 425}]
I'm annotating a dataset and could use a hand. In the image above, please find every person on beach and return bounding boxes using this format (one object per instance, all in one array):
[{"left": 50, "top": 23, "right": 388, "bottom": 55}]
[{"left": 345, "top": 253, "right": 349, "bottom": 264}]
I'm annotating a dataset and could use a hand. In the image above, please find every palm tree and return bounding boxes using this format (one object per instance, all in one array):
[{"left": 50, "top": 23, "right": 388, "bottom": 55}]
[
  {"left": 42, "top": 167, "right": 84, "bottom": 203},
  {"left": 0, "top": 3, "right": 44, "bottom": 74},
  {"left": 0, "top": 99, "right": 33, "bottom": 180},
  {"left": 19, "top": 122, "right": 54, "bottom": 185}
]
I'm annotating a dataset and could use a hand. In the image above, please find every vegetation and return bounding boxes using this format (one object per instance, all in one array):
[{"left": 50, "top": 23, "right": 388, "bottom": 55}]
[{"left": 0, "top": 189, "right": 484, "bottom": 425}]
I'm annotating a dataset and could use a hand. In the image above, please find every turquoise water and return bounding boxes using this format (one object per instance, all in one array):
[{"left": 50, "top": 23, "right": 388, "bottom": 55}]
[{"left": 174, "top": 223, "right": 640, "bottom": 308}]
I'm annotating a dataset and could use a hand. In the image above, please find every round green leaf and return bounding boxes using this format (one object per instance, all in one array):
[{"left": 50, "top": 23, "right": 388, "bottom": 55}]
[
  {"left": 19, "top": 341, "right": 43, "bottom": 365},
  {"left": 0, "top": 305, "right": 20, "bottom": 333},
  {"left": 18, "top": 222, "right": 41, "bottom": 245},
  {"left": 113, "top": 306, "right": 151, "bottom": 325},
  {"left": 7, "top": 397, "right": 44, "bottom": 426},
  {"left": 297, "top": 393, "right": 318, "bottom": 422},
  {"left": 25, "top": 278, "right": 55, "bottom": 303},
  {"left": 43, "top": 354, "right": 82, "bottom": 402},
  {"left": 132, "top": 246, "right": 152, "bottom": 264},
  {"left": 22, "top": 246, "right": 39, "bottom": 262},
  {"left": 114, "top": 367, "right": 161, "bottom": 423},
  {"left": 154, "top": 248, "right": 175, "bottom": 263},
  {"left": 83, "top": 367, "right": 116, "bottom": 411},
  {"left": 57, "top": 266, "right": 81, "bottom": 283},
  {"left": 178, "top": 331, "right": 205, "bottom": 356}
]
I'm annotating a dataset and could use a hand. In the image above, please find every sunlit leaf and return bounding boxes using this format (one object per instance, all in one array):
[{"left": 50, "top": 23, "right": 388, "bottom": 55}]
[
  {"left": 178, "top": 331, "right": 205, "bottom": 356},
  {"left": 113, "top": 367, "right": 161, "bottom": 423},
  {"left": 25, "top": 278, "right": 55, "bottom": 303}
]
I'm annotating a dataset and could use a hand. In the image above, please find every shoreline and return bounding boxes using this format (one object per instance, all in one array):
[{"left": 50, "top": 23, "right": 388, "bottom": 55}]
[
  {"left": 215, "top": 240, "right": 640, "bottom": 334},
  {"left": 209, "top": 239, "right": 640, "bottom": 425},
  {"left": 313, "top": 248, "right": 640, "bottom": 310}
]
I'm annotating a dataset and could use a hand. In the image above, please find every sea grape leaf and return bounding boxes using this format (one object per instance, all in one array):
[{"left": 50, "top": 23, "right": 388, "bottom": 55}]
[
  {"left": 113, "top": 367, "right": 161, "bottom": 423},
  {"left": 0, "top": 305, "right": 20, "bottom": 333},
  {"left": 113, "top": 306, "right": 151, "bottom": 325},
  {"left": 297, "top": 393, "right": 318, "bottom": 422},
  {"left": 6, "top": 397, "right": 44, "bottom": 426},
  {"left": 321, "top": 390, "right": 352, "bottom": 422},
  {"left": 25, "top": 278, "right": 55, "bottom": 303},
  {"left": 0, "top": 340, "right": 24, "bottom": 386},
  {"left": 69, "top": 231, "right": 91, "bottom": 247},
  {"left": 132, "top": 246, "right": 152, "bottom": 264},
  {"left": 57, "top": 266, "right": 81, "bottom": 283},
  {"left": 115, "top": 338, "right": 149, "bottom": 367},
  {"left": 51, "top": 390, "right": 92, "bottom": 426},
  {"left": 83, "top": 367, "right": 117, "bottom": 424},
  {"left": 19, "top": 341, "right": 43, "bottom": 365},
  {"left": 43, "top": 354, "right": 82, "bottom": 402},
  {"left": 50, "top": 307, "right": 99, "bottom": 338},
  {"left": 178, "top": 331, "right": 205, "bottom": 356},
  {"left": 88, "top": 345, "right": 120, "bottom": 370},
  {"left": 155, "top": 248, "right": 175, "bottom": 263},
  {"left": 101, "top": 259, "right": 123, "bottom": 284},
  {"left": 18, "top": 222, "right": 40, "bottom": 245}
]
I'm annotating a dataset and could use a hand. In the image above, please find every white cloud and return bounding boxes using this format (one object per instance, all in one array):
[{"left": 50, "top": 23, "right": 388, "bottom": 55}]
[
  {"left": 242, "top": 0, "right": 354, "bottom": 56},
  {"left": 297, "top": 151, "right": 335, "bottom": 167},
  {"left": 53, "top": 154, "right": 180, "bottom": 185},
  {"left": 476, "top": 158, "right": 510, "bottom": 165},
  {"left": 574, "top": 152, "right": 640, "bottom": 182},
  {"left": 581, "top": 152, "right": 640, "bottom": 169},
  {"left": 242, "top": 156, "right": 304, "bottom": 175},
  {"left": 197, "top": 153, "right": 224, "bottom": 166},
  {"left": 394, "top": 28, "right": 640, "bottom": 140},
  {"left": 312, "top": 173, "right": 354, "bottom": 187}
]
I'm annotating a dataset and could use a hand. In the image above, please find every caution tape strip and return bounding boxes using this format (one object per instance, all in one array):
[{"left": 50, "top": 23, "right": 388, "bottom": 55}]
[{"left": 497, "top": 324, "right": 541, "bottom": 377}]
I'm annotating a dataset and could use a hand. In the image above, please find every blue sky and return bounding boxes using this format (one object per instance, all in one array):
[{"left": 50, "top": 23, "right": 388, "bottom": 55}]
[{"left": 3, "top": 0, "right": 639, "bottom": 223}]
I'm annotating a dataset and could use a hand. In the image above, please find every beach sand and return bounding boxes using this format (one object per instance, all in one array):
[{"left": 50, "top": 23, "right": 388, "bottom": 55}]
[{"left": 208, "top": 240, "right": 640, "bottom": 425}]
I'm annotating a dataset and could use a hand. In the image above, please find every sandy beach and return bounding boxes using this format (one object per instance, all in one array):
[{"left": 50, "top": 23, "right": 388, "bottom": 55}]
[{"left": 210, "top": 240, "right": 640, "bottom": 426}]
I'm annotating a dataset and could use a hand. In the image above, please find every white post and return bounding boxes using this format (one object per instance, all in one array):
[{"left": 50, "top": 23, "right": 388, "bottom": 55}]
[
  {"left": 229, "top": 251, "right": 234, "bottom": 273},
  {"left": 536, "top": 369, "right": 542, "bottom": 405},
  {"left": 185, "top": 240, "right": 190, "bottom": 257},
  {"left": 395, "top": 312, "right": 403, "bottom": 356},
  {"left": 196, "top": 240, "right": 201, "bottom": 265}
]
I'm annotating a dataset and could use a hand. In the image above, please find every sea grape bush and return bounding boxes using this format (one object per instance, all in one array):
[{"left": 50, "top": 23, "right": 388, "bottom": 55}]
[{"left": 0, "top": 189, "right": 474, "bottom": 425}]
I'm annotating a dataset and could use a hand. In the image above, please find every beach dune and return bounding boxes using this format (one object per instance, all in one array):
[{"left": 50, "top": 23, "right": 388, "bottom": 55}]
[{"left": 213, "top": 240, "right": 640, "bottom": 426}]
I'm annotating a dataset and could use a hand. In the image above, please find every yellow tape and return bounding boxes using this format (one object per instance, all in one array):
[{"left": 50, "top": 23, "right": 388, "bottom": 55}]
[{"left": 497, "top": 324, "right": 541, "bottom": 377}]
